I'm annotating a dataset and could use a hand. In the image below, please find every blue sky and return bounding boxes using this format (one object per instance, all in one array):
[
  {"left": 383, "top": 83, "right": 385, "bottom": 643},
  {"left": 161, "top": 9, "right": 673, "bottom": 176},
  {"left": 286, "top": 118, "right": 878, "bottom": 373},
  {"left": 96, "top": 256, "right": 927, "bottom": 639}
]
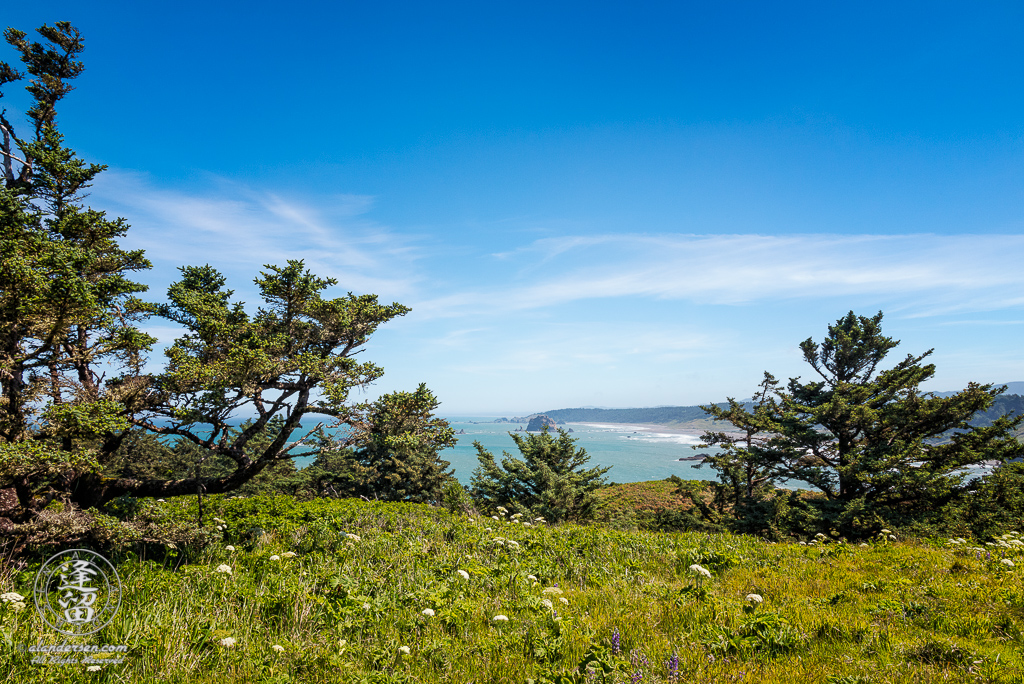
[{"left": 4, "top": 1, "right": 1024, "bottom": 414}]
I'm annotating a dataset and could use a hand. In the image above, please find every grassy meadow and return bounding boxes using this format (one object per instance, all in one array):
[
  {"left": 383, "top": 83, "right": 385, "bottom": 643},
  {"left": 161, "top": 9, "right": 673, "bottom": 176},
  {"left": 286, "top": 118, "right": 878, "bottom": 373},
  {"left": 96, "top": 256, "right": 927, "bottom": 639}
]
[{"left": 1, "top": 489, "right": 1023, "bottom": 683}]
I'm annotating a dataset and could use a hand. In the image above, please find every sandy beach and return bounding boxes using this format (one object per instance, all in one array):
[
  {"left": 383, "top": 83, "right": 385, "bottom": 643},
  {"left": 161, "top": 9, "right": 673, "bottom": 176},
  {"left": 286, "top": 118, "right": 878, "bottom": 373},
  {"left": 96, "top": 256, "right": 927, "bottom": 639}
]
[{"left": 568, "top": 421, "right": 745, "bottom": 438}]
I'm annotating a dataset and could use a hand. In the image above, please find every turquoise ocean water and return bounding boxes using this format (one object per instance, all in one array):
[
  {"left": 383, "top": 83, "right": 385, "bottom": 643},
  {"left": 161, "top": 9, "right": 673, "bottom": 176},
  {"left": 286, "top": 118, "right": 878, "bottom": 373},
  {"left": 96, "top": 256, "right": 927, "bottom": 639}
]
[
  {"left": 292, "top": 417, "right": 722, "bottom": 484},
  {"left": 289, "top": 416, "right": 996, "bottom": 487},
  {"left": 436, "top": 418, "right": 724, "bottom": 485}
]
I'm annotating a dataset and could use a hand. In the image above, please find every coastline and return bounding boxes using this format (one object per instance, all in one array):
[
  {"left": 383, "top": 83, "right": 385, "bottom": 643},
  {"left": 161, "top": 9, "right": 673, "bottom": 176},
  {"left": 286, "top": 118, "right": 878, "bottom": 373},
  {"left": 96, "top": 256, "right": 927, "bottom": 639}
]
[{"left": 567, "top": 421, "right": 743, "bottom": 438}]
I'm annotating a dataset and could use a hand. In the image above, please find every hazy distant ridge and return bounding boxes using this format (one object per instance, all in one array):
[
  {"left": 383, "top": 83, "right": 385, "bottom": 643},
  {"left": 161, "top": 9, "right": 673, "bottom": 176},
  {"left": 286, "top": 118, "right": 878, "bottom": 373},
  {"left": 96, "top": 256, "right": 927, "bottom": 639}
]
[
  {"left": 538, "top": 405, "right": 724, "bottom": 425},
  {"left": 536, "top": 384, "right": 1024, "bottom": 430}
]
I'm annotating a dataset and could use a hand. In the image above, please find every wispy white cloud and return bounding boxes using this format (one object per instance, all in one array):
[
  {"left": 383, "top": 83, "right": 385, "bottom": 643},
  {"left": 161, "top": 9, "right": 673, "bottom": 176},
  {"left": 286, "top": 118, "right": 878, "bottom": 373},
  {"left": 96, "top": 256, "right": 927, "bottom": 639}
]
[
  {"left": 415, "top": 233, "right": 1024, "bottom": 318},
  {"left": 431, "top": 321, "right": 720, "bottom": 375},
  {"left": 89, "top": 170, "right": 423, "bottom": 301}
]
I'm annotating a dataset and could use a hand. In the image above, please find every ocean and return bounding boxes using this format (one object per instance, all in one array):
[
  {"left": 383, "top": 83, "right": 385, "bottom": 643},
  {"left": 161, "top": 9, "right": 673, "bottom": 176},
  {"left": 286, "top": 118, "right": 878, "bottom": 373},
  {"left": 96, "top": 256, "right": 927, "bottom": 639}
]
[
  {"left": 291, "top": 417, "right": 997, "bottom": 488},
  {"left": 291, "top": 418, "right": 723, "bottom": 484},
  {"left": 421, "top": 418, "right": 722, "bottom": 486}
]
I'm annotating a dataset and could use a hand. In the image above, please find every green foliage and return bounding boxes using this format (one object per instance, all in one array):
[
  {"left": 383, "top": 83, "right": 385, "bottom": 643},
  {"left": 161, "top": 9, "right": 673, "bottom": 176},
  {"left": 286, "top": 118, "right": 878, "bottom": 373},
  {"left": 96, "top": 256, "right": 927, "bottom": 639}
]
[
  {"left": 470, "top": 427, "right": 611, "bottom": 523},
  {"left": 695, "top": 373, "right": 785, "bottom": 516},
  {"left": 693, "top": 311, "right": 1024, "bottom": 539},
  {"left": 777, "top": 312, "right": 1022, "bottom": 511},
  {"left": 3, "top": 494, "right": 1022, "bottom": 682},
  {"left": 341, "top": 384, "right": 457, "bottom": 503},
  {"left": 0, "top": 23, "right": 450, "bottom": 533},
  {"left": 937, "top": 462, "right": 1024, "bottom": 541}
]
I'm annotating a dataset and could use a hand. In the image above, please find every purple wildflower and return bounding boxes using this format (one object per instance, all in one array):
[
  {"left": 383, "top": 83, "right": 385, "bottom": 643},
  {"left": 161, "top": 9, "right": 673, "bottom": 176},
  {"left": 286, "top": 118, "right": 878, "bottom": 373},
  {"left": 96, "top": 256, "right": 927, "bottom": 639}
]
[
  {"left": 611, "top": 627, "right": 621, "bottom": 655},
  {"left": 630, "top": 650, "right": 650, "bottom": 669},
  {"left": 987, "top": 551, "right": 992, "bottom": 560},
  {"left": 630, "top": 671, "right": 644, "bottom": 683},
  {"left": 664, "top": 651, "right": 680, "bottom": 681}
]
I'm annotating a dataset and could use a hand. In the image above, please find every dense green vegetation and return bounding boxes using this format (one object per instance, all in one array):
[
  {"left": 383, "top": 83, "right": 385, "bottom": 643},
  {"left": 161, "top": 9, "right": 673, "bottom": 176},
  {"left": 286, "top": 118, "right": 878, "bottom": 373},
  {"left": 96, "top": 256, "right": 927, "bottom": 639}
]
[
  {"left": 0, "top": 22, "right": 453, "bottom": 529},
  {"left": 471, "top": 428, "right": 611, "bottom": 523},
  {"left": 3, "top": 494, "right": 1023, "bottom": 683},
  {"left": 686, "top": 312, "right": 1024, "bottom": 541}
]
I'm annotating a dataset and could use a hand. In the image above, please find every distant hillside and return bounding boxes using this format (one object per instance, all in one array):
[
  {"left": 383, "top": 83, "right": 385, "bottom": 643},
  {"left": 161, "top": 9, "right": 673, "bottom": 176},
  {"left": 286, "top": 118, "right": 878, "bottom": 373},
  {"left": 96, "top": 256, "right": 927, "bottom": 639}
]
[
  {"left": 538, "top": 404, "right": 725, "bottom": 425},
  {"left": 536, "top": 393, "right": 1024, "bottom": 435}
]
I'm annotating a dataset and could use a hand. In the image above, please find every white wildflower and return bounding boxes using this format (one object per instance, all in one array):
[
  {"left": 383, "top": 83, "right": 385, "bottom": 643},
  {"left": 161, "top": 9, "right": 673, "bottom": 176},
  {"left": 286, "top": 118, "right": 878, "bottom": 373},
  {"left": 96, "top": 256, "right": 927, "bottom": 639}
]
[
  {"left": 496, "top": 506, "right": 508, "bottom": 514},
  {"left": 527, "top": 574, "right": 538, "bottom": 581},
  {"left": 746, "top": 593, "right": 763, "bottom": 604},
  {"left": 269, "top": 555, "right": 281, "bottom": 561},
  {"left": 542, "top": 586, "right": 564, "bottom": 595},
  {"left": 485, "top": 527, "right": 493, "bottom": 531},
  {"left": 156, "top": 499, "right": 166, "bottom": 502},
  {"left": 511, "top": 512, "right": 523, "bottom": 519},
  {"left": 559, "top": 597, "right": 568, "bottom": 605},
  {"left": 523, "top": 522, "right": 532, "bottom": 527},
  {"left": 1001, "top": 559, "right": 1015, "bottom": 568},
  {"left": 213, "top": 517, "right": 225, "bottom": 524},
  {"left": 398, "top": 645, "right": 411, "bottom": 655},
  {"left": 362, "top": 603, "right": 371, "bottom": 610},
  {"left": 86, "top": 665, "right": 101, "bottom": 671},
  {"left": 491, "top": 516, "right": 500, "bottom": 521},
  {"left": 219, "top": 636, "right": 237, "bottom": 647},
  {"left": 689, "top": 564, "right": 712, "bottom": 579},
  {"left": 507, "top": 540, "right": 520, "bottom": 548},
  {"left": 456, "top": 569, "right": 470, "bottom": 580},
  {"left": 422, "top": 608, "right": 435, "bottom": 617},
  {"left": 215, "top": 564, "right": 232, "bottom": 575},
  {"left": 889, "top": 535, "right": 897, "bottom": 541},
  {"left": 799, "top": 541, "right": 807, "bottom": 546},
  {"left": 541, "top": 598, "right": 553, "bottom": 609},
  {"left": 272, "top": 644, "right": 285, "bottom": 653},
  {"left": 11, "top": 601, "right": 26, "bottom": 611},
  {"left": 494, "top": 539, "right": 505, "bottom": 546},
  {"left": 0, "top": 592, "right": 25, "bottom": 603},
  {"left": 282, "top": 551, "right": 297, "bottom": 558},
  {"left": 224, "top": 545, "right": 236, "bottom": 552},
  {"left": 345, "top": 533, "right": 361, "bottom": 541},
  {"left": 493, "top": 614, "right": 509, "bottom": 622},
  {"left": 860, "top": 543, "right": 869, "bottom": 548},
  {"left": 535, "top": 517, "right": 545, "bottom": 523}
]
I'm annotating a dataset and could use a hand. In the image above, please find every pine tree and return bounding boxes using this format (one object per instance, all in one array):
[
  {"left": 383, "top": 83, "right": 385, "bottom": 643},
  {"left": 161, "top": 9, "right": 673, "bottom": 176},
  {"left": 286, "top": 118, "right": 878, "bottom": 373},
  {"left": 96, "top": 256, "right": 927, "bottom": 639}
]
[
  {"left": 696, "top": 372, "right": 785, "bottom": 510},
  {"left": 470, "top": 427, "right": 610, "bottom": 523},
  {"left": 338, "top": 384, "right": 457, "bottom": 503},
  {"left": 706, "top": 311, "right": 1024, "bottom": 535},
  {"left": 0, "top": 23, "right": 449, "bottom": 525}
]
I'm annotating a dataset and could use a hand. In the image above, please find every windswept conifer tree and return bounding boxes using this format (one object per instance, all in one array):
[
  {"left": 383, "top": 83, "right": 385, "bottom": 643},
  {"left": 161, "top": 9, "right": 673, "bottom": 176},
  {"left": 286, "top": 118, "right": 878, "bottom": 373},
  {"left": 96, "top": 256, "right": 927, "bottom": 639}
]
[
  {"left": 699, "top": 311, "right": 1024, "bottom": 535},
  {"left": 0, "top": 22, "right": 451, "bottom": 527},
  {"left": 471, "top": 427, "right": 610, "bottom": 523}
]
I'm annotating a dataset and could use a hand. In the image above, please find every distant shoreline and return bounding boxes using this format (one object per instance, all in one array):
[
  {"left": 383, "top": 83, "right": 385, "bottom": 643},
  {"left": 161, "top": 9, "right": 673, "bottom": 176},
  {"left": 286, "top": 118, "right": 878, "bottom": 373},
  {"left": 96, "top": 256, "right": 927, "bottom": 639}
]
[{"left": 567, "top": 421, "right": 745, "bottom": 438}]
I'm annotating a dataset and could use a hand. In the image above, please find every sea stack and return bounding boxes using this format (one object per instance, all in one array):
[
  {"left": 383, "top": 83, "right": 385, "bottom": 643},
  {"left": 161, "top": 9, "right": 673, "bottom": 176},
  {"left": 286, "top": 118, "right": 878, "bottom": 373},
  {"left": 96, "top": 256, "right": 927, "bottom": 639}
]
[{"left": 526, "top": 414, "right": 560, "bottom": 432}]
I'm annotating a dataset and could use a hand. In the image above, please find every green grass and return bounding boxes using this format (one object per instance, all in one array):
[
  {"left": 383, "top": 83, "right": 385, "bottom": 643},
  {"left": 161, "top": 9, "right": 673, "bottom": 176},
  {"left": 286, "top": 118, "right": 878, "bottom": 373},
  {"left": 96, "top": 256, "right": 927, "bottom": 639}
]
[
  {"left": 595, "top": 479, "right": 694, "bottom": 516},
  {"left": 1, "top": 495, "right": 1022, "bottom": 683}
]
